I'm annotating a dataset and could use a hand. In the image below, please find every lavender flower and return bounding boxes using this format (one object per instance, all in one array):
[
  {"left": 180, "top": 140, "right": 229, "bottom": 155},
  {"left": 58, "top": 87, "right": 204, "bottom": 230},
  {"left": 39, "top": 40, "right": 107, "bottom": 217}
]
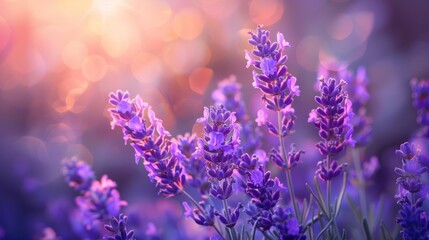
[
  {"left": 215, "top": 203, "right": 243, "bottom": 228},
  {"left": 395, "top": 142, "right": 429, "bottom": 239},
  {"left": 76, "top": 175, "right": 127, "bottom": 222},
  {"left": 308, "top": 77, "right": 354, "bottom": 181},
  {"left": 212, "top": 75, "right": 262, "bottom": 154},
  {"left": 104, "top": 214, "right": 135, "bottom": 240},
  {"left": 172, "top": 133, "right": 208, "bottom": 193},
  {"left": 197, "top": 105, "right": 239, "bottom": 194},
  {"left": 411, "top": 79, "right": 429, "bottom": 138},
  {"left": 245, "top": 26, "right": 299, "bottom": 111},
  {"left": 109, "top": 90, "right": 186, "bottom": 197},
  {"left": 62, "top": 157, "right": 95, "bottom": 193},
  {"left": 272, "top": 207, "right": 306, "bottom": 240},
  {"left": 183, "top": 201, "right": 216, "bottom": 227}
]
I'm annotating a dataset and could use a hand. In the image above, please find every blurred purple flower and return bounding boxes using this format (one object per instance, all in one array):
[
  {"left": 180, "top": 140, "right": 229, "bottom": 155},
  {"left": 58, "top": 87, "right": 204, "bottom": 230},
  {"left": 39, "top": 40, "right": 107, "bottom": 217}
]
[
  {"left": 62, "top": 157, "right": 95, "bottom": 193},
  {"left": 182, "top": 201, "right": 215, "bottom": 227},
  {"left": 76, "top": 175, "right": 127, "bottom": 222},
  {"left": 411, "top": 79, "right": 429, "bottom": 128}
]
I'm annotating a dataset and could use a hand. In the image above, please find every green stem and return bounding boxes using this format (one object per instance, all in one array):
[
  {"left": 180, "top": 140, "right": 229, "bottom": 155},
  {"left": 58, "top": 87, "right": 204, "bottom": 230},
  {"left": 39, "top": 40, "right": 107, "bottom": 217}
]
[
  {"left": 183, "top": 190, "right": 224, "bottom": 239},
  {"left": 352, "top": 148, "right": 367, "bottom": 218},
  {"left": 276, "top": 111, "right": 300, "bottom": 223}
]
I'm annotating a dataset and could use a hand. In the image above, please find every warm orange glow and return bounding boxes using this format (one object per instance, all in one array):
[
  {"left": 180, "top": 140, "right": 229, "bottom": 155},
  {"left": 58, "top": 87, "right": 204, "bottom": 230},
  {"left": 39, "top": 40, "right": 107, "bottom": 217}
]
[
  {"left": 329, "top": 14, "right": 353, "bottom": 40},
  {"left": 188, "top": 67, "right": 213, "bottom": 95},
  {"left": 249, "top": 0, "right": 284, "bottom": 26},
  {"left": 81, "top": 55, "right": 107, "bottom": 82},
  {"left": 173, "top": 8, "right": 205, "bottom": 40},
  {"left": 0, "top": 16, "right": 10, "bottom": 53},
  {"left": 131, "top": 52, "right": 163, "bottom": 85},
  {"left": 62, "top": 41, "right": 89, "bottom": 70},
  {"left": 296, "top": 36, "right": 321, "bottom": 71}
]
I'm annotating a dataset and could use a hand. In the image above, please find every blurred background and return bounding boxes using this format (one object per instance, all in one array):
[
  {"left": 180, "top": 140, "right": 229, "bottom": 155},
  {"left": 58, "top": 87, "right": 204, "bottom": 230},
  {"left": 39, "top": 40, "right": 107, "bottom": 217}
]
[{"left": 0, "top": 0, "right": 429, "bottom": 238}]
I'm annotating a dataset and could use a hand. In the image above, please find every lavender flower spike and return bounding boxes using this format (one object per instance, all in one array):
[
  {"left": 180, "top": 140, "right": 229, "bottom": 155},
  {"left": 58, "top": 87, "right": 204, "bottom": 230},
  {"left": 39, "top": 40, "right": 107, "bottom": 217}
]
[
  {"left": 246, "top": 25, "right": 299, "bottom": 111},
  {"left": 309, "top": 77, "right": 354, "bottom": 181},
  {"left": 395, "top": 142, "right": 429, "bottom": 239},
  {"left": 109, "top": 91, "right": 187, "bottom": 197}
]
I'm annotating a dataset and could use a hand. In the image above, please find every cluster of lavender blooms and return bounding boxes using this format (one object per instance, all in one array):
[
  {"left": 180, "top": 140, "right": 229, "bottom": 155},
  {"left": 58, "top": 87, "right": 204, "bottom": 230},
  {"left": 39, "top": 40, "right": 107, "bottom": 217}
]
[
  {"left": 94, "top": 25, "right": 429, "bottom": 240},
  {"left": 411, "top": 79, "right": 429, "bottom": 138},
  {"left": 62, "top": 157, "right": 131, "bottom": 239},
  {"left": 395, "top": 143, "right": 429, "bottom": 239}
]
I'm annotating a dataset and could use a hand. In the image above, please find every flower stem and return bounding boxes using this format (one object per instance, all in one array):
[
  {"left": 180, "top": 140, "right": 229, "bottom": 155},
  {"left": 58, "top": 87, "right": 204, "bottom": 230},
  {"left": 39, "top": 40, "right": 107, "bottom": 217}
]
[
  {"left": 352, "top": 148, "right": 367, "bottom": 218},
  {"left": 223, "top": 199, "right": 237, "bottom": 240},
  {"left": 276, "top": 110, "right": 300, "bottom": 223},
  {"left": 183, "top": 190, "right": 224, "bottom": 239}
]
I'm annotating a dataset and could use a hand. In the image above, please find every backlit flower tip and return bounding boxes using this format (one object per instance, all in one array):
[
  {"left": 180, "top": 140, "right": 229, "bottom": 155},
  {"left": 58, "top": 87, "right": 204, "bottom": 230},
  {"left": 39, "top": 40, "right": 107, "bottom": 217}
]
[
  {"left": 348, "top": 67, "right": 370, "bottom": 109},
  {"left": 277, "top": 32, "right": 290, "bottom": 51},
  {"left": 62, "top": 157, "right": 95, "bottom": 193},
  {"left": 287, "top": 76, "right": 300, "bottom": 97},
  {"left": 397, "top": 197, "right": 429, "bottom": 240},
  {"left": 272, "top": 207, "right": 305, "bottom": 239},
  {"left": 104, "top": 214, "right": 135, "bottom": 240},
  {"left": 411, "top": 78, "right": 429, "bottom": 126},
  {"left": 316, "top": 159, "right": 346, "bottom": 182},
  {"left": 215, "top": 203, "right": 243, "bottom": 228},
  {"left": 255, "top": 109, "right": 268, "bottom": 126},
  {"left": 76, "top": 175, "right": 127, "bottom": 221},
  {"left": 183, "top": 201, "right": 215, "bottom": 226},
  {"left": 396, "top": 142, "right": 419, "bottom": 161}
]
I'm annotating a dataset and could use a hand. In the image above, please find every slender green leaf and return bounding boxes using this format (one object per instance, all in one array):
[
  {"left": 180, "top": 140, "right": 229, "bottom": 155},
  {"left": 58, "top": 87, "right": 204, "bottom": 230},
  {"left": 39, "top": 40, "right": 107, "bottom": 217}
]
[
  {"left": 346, "top": 194, "right": 362, "bottom": 221},
  {"left": 314, "top": 177, "right": 327, "bottom": 212},
  {"left": 316, "top": 218, "right": 334, "bottom": 240},
  {"left": 306, "top": 183, "right": 329, "bottom": 218},
  {"left": 380, "top": 221, "right": 393, "bottom": 240},
  {"left": 240, "top": 224, "right": 245, "bottom": 240},
  {"left": 250, "top": 217, "right": 260, "bottom": 240},
  {"left": 363, "top": 218, "right": 372, "bottom": 240},
  {"left": 334, "top": 172, "right": 348, "bottom": 217}
]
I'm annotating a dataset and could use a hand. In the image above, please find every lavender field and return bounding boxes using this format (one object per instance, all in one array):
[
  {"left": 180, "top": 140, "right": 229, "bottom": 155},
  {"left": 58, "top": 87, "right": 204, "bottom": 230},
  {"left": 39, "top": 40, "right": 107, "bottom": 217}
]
[{"left": 0, "top": 0, "right": 429, "bottom": 239}]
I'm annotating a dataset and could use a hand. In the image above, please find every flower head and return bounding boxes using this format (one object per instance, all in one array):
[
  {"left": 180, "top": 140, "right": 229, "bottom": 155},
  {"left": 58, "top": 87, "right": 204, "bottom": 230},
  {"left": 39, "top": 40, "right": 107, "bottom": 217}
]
[
  {"left": 62, "top": 157, "right": 95, "bottom": 193},
  {"left": 76, "top": 175, "right": 127, "bottom": 221},
  {"left": 246, "top": 25, "right": 299, "bottom": 111},
  {"left": 104, "top": 214, "right": 135, "bottom": 240}
]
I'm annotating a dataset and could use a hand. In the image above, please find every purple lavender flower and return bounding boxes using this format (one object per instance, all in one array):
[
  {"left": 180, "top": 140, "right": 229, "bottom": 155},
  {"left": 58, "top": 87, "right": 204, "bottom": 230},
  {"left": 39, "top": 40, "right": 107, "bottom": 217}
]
[
  {"left": 76, "top": 175, "right": 127, "bottom": 222},
  {"left": 212, "top": 75, "right": 246, "bottom": 121},
  {"left": 411, "top": 79, "right": 429, "bottom": 137},
  {"left": 104, "top": 214, "right": 135, "bottom": 240},
  {"left": 245, "top": 25, "right": 300, "bottom": 112},
  {"left": 308, "top": 77, "right": 354, "bottom": 181},
  {"left": 183, "top": 201, "right": 216, "bottom": 227},
  {"left": 272, "top": 207, "right": 306, "bottom": 240},
  {"left": 172, "top": 133, "right": 208, "bottom": 193},
  {"left": 197, "top": 105, "right": 239, "bottom": 186},
  {"left": 215, "top": 203, "right": 243, "bottom": 228},
  {"left": 109, "top": 90, "right": 186, "bottom": 197},
  {"left": 395, "top": 142, "right": 429, "bottom": 239},
  {"left": 62, "top": 156, "right": 95, "bottom": 193},
  {"left": 395, "top": 142, "right": 427, "bottom": 194}
]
